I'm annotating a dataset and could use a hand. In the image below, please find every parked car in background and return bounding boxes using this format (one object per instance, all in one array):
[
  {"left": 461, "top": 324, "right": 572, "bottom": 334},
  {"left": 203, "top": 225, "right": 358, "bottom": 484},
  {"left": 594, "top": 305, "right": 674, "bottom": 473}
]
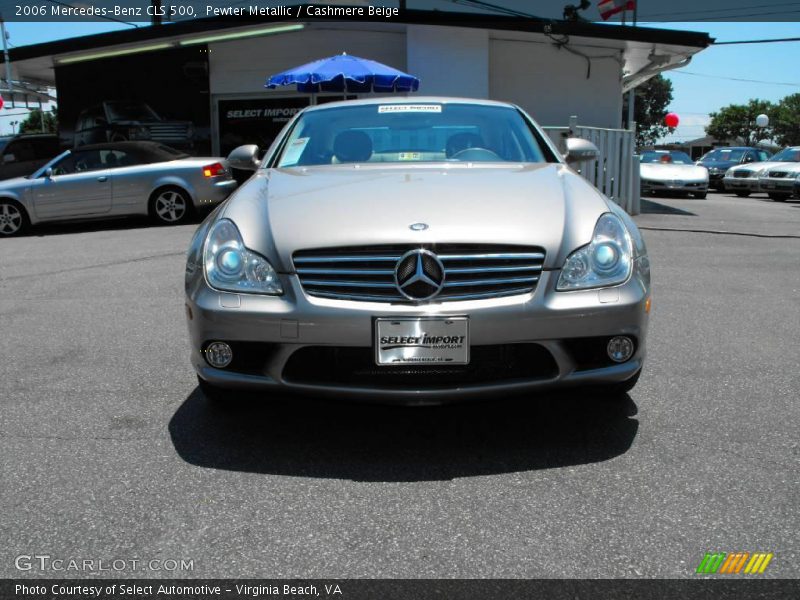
[
  {"left": 639, "top": 150, "right": 709, "bottom": 198},
  {"left": 74, "top": 101, "right": 195, "bottom": 150},
  {"left": 186, "top": 97, "right": 651, "bottom": 403},
  {"left": 0, "top": 141, "right": 236, "bottom": 236},
  {"left": 723, "top": 146, "right": 800, "bottom": 198},
  {"left": 756, "top": 147, "right": 800, "bottom": 201},
  {"left": 0, "top": 134, "right": 60, "bottom": 181},
  {"left": 696, "top": 147, "right": 771, "bottom": 191}
]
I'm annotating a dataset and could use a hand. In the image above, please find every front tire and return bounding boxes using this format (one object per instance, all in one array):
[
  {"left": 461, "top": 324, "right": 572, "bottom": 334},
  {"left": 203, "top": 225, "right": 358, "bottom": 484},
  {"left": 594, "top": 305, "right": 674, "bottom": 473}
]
[
  {"left": 768, "top": 192, "right": 789, "bottom": 202},
  {"left": 197, "top": 376, "right": 233, "bottom": 404},
  {"left": 734, "top": 191, "right": 750, "bottom": 197},
  {"left": 594, "top": 369, "right": 642, "bottom": 400},
  {"left": 692, "top": 192, "right": 707, "bottom": 199},
  {"left": 0, "top": 199, "right": 30, "bottom": 237},
  {"left": 150, "top": 187, "right": 193, "bottom": 225}
]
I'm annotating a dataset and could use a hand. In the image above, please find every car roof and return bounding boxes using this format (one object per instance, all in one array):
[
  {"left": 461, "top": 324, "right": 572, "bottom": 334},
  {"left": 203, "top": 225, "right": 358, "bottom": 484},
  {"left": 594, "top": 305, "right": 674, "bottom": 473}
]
[{"left": 302, "top": 96, "right": 517, "bottom": 114}]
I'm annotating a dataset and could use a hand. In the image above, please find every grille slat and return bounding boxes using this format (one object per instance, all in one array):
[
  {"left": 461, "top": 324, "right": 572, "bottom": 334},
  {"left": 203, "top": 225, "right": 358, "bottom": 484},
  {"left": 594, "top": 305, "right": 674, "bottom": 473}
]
[{"left": 293, "top": 244, "right": 546, "bottom": 303}]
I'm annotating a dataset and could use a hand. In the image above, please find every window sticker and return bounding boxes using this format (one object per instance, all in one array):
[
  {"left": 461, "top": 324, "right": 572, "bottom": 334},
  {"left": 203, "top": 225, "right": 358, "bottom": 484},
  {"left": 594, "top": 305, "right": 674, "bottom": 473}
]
[
  {"left": 378, "top": 105, "right": 442, "bottom": 114},
  {"left": 279, "top": 137, "right": 310, "bottom": 167}
]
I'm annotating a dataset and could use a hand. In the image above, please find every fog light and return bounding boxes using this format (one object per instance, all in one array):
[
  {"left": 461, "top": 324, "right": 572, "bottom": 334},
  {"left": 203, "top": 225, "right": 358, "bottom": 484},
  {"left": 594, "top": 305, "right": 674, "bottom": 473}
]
[
  {"left": 607, "top": 336, "right": 634, "bottom": 363},
  {"left": 205, "top": 341, "right": 233, "bottom": 368}
]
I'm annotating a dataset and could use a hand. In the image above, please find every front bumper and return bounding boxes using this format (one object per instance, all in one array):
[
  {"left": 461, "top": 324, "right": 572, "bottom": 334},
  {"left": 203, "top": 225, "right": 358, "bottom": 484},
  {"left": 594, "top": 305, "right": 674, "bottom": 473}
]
[
  {"left": 641, "top": 178, "right": 708, "bottom": 195},
  {"left": 758, "top": 177, "right": 797, "bottom": 195},
  {"left": 185, "top": 268, "right": 650, "bottom": 402},
  {"left": 723, "top": 176, "right": 759, "bottom": 192}
]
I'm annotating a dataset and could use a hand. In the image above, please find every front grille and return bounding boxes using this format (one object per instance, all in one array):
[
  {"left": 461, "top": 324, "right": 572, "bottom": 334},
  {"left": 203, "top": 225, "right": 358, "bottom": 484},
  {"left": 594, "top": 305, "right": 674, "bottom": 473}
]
[
  {"left": 293, "top": 244, "right": 546, "bottom": 303},
  {"left": 148, "top": 123, "right": 189, "bottom": 141},
  {"left": 733, "top": 170, "right": 752, "bottom": 178},
  {"left": 768, "top": 171, "right": 788, "bottom": 178},
  {"left": 282, "top": 344, "right": 558, "bottom": 388}
]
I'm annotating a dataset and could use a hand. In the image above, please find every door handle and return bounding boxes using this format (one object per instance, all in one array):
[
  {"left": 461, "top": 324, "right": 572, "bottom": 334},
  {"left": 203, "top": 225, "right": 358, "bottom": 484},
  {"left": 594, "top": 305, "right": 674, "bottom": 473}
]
[{"left": 97, "top": 176, "right": 108, "bottom": 182}]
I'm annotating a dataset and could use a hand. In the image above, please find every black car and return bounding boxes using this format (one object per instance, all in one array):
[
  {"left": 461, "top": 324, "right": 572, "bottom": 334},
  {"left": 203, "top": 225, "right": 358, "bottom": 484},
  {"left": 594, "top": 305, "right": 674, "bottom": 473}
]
[
  {"left": 0, "top": 134, "right": 60, "bottom": 181},
  {"left": 74, "top": 101, "right": 194, "bottom": 150},
  {"left": 696, "top": 147, "right": 771, "bottom": 190}
]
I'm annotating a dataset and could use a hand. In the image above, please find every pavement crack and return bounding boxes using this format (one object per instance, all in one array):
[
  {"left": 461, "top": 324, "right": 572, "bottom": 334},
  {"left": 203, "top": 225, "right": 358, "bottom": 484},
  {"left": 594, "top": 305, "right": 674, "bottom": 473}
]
[
  {"left": 0, "top": 252, "right": 185, "bottom": 282},
  {"left": 637, "top": 226, "right": 800, "bottom": 239}
]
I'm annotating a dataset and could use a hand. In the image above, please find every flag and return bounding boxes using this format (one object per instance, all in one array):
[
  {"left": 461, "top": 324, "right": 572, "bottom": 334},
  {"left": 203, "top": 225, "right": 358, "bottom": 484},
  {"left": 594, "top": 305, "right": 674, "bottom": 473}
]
[{"left": 598, "top": 0, "right": 635, "bottom": 20}]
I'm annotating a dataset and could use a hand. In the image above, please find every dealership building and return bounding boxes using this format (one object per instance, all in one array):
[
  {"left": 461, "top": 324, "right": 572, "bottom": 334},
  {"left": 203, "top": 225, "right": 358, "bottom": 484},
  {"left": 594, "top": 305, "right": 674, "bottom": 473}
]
[{"left": 7, "top": 10, "right": 711, "bottom": 157}]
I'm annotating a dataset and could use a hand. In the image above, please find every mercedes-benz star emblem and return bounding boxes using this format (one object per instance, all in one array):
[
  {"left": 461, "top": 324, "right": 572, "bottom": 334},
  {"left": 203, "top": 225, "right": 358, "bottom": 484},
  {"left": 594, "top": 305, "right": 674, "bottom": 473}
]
[
  {"left": 394, "top": 249, "right": 445, "bottom": 301},
  {"left": 409, "top": 222, "right": 429, "bottom": 231}
]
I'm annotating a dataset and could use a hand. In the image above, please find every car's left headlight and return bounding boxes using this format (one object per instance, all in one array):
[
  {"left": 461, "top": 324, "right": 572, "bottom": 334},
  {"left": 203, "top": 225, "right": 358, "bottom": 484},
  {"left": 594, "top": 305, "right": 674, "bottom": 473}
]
[
  {"left": 203, "top": 219, "right": 283, "bottom": 295},
  {"left": 557, "top": 213, "right": 633, "bottom": 291}
]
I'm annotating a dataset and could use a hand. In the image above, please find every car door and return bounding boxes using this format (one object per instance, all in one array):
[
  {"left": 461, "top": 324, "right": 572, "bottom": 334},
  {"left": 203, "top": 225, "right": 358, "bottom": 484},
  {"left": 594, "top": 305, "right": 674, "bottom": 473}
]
[
  {"left": 30, "top": 149, "right": 112, "bottom": 219},
  {"left": 102, "top": 148, "right": 150, "bottom": 212}
]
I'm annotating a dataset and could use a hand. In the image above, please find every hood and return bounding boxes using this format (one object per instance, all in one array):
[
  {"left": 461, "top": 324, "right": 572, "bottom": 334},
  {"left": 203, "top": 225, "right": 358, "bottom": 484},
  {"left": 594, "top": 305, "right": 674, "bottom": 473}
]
[
  {"left": 729, "top": 161, "right": 773, "bottom": 174},
  {"left": 698, "top": 160, "right": 739, "bottom": 169},
  {"left": 0, "top": 175, "right": 31, "bottom": 190},
  {"left": 640, "top": 163, "right": 708, "bottom": 181},
  {"left": 222, "top": 163, "right": 611, "bottom": 271},
  {"left": 759, "top": 161, "right": 800, "bottom": 175}
]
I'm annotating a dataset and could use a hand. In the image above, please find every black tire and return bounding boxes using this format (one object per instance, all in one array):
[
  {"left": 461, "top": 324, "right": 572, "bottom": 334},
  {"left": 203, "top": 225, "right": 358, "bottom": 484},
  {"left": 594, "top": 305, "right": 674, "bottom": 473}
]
[
  {"left": 734, "top": 191, "right": 750, "bottom": 197},
  {"left": 768, "top": 193, "right": 789, "bottom": 202},
  {"left": 594, "top": 369, "right": 642, "bottom": 400},
  {"left": 692, "top": 192, "right": 707, "bottom": 199},
  {"left": 0, "top": 199, "right": 30, "bottom": 237},
  {"left": 149, "top": 187, "right": 194, "bottom": 225}
]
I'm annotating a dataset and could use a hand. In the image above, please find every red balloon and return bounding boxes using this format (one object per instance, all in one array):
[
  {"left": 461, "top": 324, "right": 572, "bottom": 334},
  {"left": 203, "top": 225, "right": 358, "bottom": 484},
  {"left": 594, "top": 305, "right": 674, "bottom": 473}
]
[
  {"left": 665, "top": 112, "right": 679, "bottom": 128},
  {"left": 0, "top": 95, "right": 4, "bottom": 110}
]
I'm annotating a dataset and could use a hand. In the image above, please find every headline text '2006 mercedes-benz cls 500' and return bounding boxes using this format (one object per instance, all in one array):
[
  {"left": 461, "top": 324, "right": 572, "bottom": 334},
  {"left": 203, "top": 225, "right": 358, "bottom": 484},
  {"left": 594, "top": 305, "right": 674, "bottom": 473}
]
[{"left": 184, "top": 98, "right": 651, "bottom": 403}]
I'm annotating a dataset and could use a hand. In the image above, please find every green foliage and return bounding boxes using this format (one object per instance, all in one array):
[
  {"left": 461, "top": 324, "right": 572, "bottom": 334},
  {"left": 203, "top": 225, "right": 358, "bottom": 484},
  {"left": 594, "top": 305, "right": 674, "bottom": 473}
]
[
  {"left": 771, "top": 93, "right": 800, "bottom": 146},
  {"left": 18, "top": 108, "right": 58, "bottom": 135},
  {"left": 623, "top": 74, "right": 675, "bottom": 147},
  {"left": 705, "top": 99, "right": 774, "bottom": 146}
]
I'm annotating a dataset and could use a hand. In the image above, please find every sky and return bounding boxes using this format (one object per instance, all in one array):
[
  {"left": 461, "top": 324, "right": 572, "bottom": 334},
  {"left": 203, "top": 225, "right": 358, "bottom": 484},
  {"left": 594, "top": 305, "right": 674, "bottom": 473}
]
[{"left": 1, "top": 17, "right": 799, "bottom": 144}]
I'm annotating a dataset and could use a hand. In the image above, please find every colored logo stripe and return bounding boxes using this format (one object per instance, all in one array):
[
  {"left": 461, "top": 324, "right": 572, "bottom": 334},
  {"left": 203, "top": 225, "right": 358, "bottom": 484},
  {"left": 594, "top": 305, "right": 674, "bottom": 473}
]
[{"left": 696, "top": 552, "right": 773, "bottom": 574}]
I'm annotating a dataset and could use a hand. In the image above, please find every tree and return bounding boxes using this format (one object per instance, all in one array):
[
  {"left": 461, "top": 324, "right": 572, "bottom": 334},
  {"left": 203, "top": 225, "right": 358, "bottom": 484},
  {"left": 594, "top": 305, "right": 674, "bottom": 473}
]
[
  {"left": 19, "top": 108, "right": 58, "bottom": 135},
  {"left": 623, "top": 74, "right": 675, "bottom": 147},
  {"left": 705, "top": 99, "right": 774, "bottom": 146},
  {"left": 771, "top": 93, "right": 800, "bottom": 146}
]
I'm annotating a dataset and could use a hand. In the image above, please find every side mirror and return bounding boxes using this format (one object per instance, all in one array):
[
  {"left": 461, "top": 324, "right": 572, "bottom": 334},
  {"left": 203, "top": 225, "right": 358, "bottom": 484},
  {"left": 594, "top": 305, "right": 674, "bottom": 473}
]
[
  {"left": 564, "top": 138, "right": 600, "bottom": 164},
  {"left": 3, "top": 153, "right": 16, "bottom": 164},
  {"left": 227, "top": 144, "right": 260, "bottom": 171},
  {"left": 44, "top": 168, "right": 53, "bottom": 179}
]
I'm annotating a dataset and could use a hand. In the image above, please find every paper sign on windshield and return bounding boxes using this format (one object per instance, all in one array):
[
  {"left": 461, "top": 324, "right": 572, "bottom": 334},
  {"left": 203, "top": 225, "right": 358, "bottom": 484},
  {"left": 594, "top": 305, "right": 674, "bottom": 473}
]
[
  {"left": 378, "top": 105, "right": 442, "bottom": 113},
  {"left": 279, "top": 137, "right": 310, "bottom": 167}
]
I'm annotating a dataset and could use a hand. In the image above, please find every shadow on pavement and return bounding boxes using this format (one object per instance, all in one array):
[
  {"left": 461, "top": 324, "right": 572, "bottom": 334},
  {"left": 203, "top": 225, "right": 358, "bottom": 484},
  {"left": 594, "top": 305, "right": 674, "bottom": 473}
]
[
  {"left": 168, "top": 387, "right": 639, "bottom": 482},
  {"left": 640, "top": 198, "right": 697, "bottom": 216}
]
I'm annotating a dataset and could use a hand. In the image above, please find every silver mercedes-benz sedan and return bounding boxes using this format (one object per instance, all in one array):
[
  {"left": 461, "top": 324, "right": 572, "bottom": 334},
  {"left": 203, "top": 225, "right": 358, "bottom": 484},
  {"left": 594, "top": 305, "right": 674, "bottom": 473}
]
[
  {"left": 185, "top": 97, "right": 651, "bottom": 403},
  {"left": 723, "top": 146, "right": 800, "bottom": 198},
  {"left": 0, "top": 141, "right": 237, "bottom": 236}
]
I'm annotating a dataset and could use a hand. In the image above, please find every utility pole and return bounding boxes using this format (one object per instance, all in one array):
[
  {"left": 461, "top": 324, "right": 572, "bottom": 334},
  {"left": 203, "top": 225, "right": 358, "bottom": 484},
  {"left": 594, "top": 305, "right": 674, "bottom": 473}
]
[
  {"left": 626, "top": 3, "right": 637, "bottom": 131},
  {"left": 0, "top": 17, "right": 13, "bottom": 103}
]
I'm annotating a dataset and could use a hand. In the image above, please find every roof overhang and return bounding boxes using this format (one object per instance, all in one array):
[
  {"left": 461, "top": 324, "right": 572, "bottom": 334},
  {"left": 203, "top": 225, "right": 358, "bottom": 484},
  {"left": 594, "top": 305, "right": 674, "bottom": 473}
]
[{"left": 7, "top": 9, "right": 712, "bottom": 91}]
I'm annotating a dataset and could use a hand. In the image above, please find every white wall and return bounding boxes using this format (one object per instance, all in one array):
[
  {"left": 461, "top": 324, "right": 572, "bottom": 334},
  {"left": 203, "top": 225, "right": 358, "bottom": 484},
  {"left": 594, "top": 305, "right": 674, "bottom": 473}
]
[
  {"left": 406, "top": 25, "right": 489, "bottom": 99},
  {"left": 489, "top": 38, "right": 624, "bottom": 129}
]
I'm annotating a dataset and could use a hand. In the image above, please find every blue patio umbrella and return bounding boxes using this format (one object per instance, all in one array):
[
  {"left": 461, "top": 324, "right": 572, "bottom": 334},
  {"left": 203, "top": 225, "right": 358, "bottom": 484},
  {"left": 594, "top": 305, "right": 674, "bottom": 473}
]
[{"left": 266, "top": 53, "right": 419, "bottom": 94}]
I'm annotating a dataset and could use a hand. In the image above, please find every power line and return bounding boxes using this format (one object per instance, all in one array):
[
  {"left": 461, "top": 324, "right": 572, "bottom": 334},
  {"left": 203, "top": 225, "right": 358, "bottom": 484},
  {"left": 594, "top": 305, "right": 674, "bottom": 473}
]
[
  {"left": 670, "top": 70, "right": 800, "bottom": 87},
  {"left": 714, "top": 37, "right": 800, "bottom": 45},
  {"left": 639, "top": 1, "right": 800, "bottom": 19}
]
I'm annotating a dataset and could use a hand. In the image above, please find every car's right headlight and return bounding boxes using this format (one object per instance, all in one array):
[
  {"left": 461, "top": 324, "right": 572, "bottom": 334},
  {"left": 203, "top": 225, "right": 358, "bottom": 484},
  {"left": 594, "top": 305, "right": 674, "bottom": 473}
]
[
  {"left": 203, "top": 219, "right": 283, "bottom": 295},
  {"left": 557, "top": 213, "right": 633, "bottom": 291}
]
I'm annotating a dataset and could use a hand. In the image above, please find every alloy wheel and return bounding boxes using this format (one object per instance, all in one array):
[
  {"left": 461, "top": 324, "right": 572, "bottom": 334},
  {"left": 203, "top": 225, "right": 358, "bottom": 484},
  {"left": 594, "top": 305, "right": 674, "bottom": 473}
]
[
  {"left": 0, "top": 203, "right": 23, "bottom": 235},
  {"left": 154, "top": 191, "right": 188, "bottom": 223}
]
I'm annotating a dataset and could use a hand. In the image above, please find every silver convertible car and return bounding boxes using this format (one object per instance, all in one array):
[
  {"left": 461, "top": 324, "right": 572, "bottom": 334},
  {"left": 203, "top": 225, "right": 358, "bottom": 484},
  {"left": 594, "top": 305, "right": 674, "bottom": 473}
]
[
  {"left": 185, "top": 98, "right": 651, "bottom": 403},
  {"left": 0, "top": 141, "right": 237, "bottom": 236}
]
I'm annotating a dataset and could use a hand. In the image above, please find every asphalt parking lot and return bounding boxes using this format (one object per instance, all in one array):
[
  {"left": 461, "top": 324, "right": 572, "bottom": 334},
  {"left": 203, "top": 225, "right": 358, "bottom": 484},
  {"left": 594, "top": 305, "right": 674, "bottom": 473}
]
[{"left": 0, "top": 190, "right": 798, "bottom": 579}]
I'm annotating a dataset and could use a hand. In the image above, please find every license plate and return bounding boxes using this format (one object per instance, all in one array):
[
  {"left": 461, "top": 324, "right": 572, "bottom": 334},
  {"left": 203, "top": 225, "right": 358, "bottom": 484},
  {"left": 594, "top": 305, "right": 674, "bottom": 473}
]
[{"left": 375, "top": 317, "right": 469, "bottom": 366}]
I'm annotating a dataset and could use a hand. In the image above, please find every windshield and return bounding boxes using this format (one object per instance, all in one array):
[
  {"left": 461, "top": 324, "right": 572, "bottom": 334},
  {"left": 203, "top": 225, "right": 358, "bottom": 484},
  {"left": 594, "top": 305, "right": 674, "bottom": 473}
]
[
  {"left": 105, "top": 102, "right": 160, "bottom": 122},
  {"left": 275, "top": 103, "right": 549, "bottom": 167},
  {"left": 770, "top": 147, "right": 800, "bottom": 162},
  {"left": 640, "top": 151, "right": 694, "bottom": 164},
  {"left": 701, "top": 148, "right": 746, "bottom": 162}
]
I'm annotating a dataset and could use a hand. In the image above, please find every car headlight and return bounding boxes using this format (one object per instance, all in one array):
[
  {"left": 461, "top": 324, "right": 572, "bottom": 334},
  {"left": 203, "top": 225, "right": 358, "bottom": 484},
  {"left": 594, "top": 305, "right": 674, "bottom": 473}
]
[
  {"left": 557, "top": 213, "right": 633, "bottom": 291},
  {"left": 203, "top": 219, "right": 283, "bottom": 295},
  {"left": 724, "top": 168, "right": 734, "bottom": 177}
]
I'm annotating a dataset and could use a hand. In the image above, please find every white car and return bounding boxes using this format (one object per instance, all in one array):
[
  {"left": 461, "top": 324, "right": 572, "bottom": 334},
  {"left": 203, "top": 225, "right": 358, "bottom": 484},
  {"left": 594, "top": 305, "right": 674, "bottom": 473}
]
[
  {"left": 639, "top": 150, "right": 709, "bottom": 198},
  {"left": 724, "top": 146, "right": 800, "bottom": 199}
]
